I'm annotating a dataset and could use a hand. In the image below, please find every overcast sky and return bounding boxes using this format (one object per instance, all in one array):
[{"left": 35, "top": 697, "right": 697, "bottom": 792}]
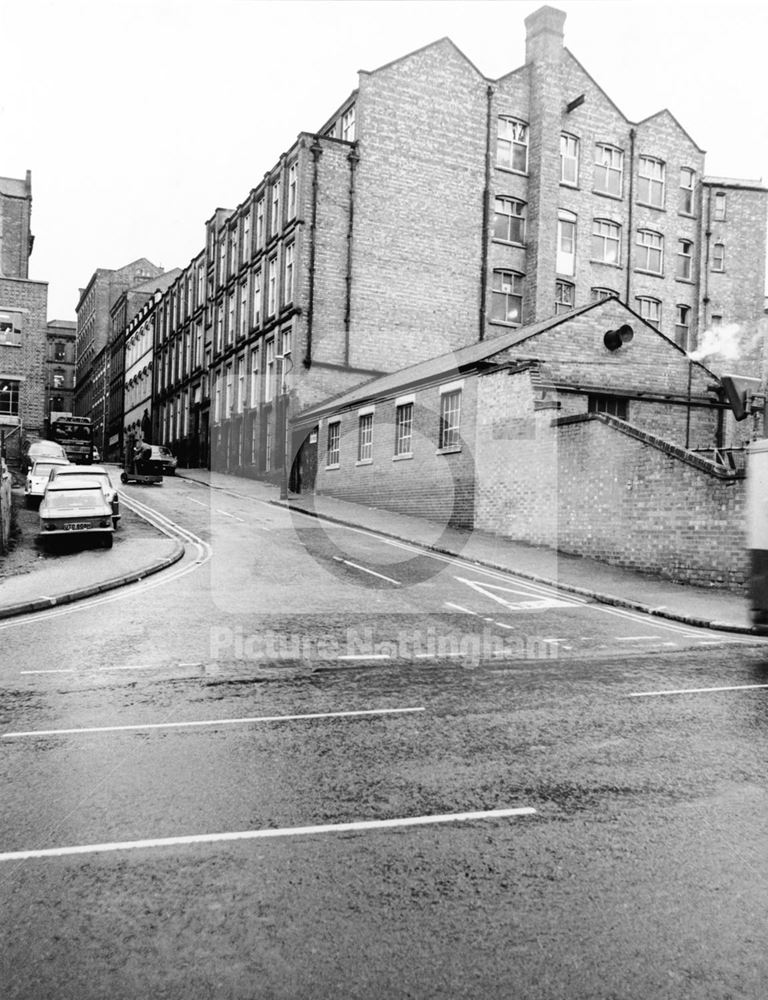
[{"left": 2, "top": 0, "right": 766, "bottom": 320}]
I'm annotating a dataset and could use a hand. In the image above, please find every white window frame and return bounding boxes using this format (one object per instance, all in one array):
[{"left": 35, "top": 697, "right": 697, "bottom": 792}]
[
  {"left": 680, "top": 168, "right": 696, "bottom": 215},
  {"left": 497, "top": 117, "right": 528, "bottom": 173},
  {"left": 357, "top": 411, "right": 373, "bottom": 463},
  {"left": 557, "top": 211, "right": 576, "bottom": 276},
  {"left": 592, "top": 219, "right": 621, "bottom": 265},
  {"left": 270, "top": 180, "right": 281, "bottom": 237},
  {"left": 287, "top": 162, "right": 298, "bottom": 219},
  {"left": 638, "top": 156, "right": 665, "bottom": 208},
  {"left": 438, "top": 388, "right": 462, "bottom": 451},
  {"left": 394, "top": 398, "right": 414, "bottom": 458},
  {"left": 342, "top": 106, "right": 356, "bottom": 142},
  {"left": 594, "top": 144, "right": 623, "bottom": 197},
  {"left": 675, "top": 304, "right": 691, "bottom": 350},
  {"left": 249, "top": 346, "right": 260, "bottom": 408},
  {"left": 714, "top": 192, "right": 727, "bottom": 221},
  {"left": 252, "top": 268, "right": 261, "bottom": 328},
  {"left": 283, "top": 243, "right": 294, "bottom": 306},
  {"left": 267, "top": 257, "right": 277, "bottom": 316},
  {"left": 491, "top": 270, "right": 524, "bottom": 325},
  {"left": 636, "top": 296, "right": 661, "bottom": 329},
  {"left": 326, "top": 419, "right": 341, "bottom": 468},
  {"left": 636, "top": 229, "right": 663, "bottom": 274},
  {"left": 555, "top": 280, "right": 575, "bottom": 314},
  {"left": 712, "top": 242, "right": 725, "bottom": 272},
  {"left": 265, "top": 338, "right": 275, "bottom": 402},
  {"left": 493, "top": 197, "right": 525, "bottom": 245},
  {"left": 560, "top": 133, "right": 579, "bottom": 186},
  {"left": 677, "top": 239, "right": 693, "bottom": 281}
]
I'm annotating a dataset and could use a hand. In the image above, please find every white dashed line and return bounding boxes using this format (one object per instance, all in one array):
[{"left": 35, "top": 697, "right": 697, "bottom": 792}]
[
  {"left": 332, "top": 557, "right": 401, "bottom": 586},
  {"left": 627, "top": 683, "right": 768, "bottom": 698}
]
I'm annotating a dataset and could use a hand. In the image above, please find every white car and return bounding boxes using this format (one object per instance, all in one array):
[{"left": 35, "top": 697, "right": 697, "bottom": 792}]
[
  {"left": 24, "top": 457, "right": 70, "bottom": 507},
  {"left": 39, "top": 476, "right": 114, "bottom": 549},
  {"left": 48, "top": 464, "right": 121, "bottom": 528}
]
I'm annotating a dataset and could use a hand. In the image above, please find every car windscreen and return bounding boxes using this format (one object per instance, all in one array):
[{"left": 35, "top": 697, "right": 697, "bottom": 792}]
[
  {"left": 32, "top": 463, "right": 64, "bottom": 478},
  {"left": 44, "top": 488, "right": 104, "bottom": 511}
]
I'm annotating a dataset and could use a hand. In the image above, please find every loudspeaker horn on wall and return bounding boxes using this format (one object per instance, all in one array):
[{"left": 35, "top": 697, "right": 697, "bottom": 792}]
[{"left": 603, "top": 324, "right": 634, "bottom": 351}]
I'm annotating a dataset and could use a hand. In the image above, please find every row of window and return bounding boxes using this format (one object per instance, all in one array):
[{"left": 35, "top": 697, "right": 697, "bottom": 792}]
[
  {"left": 497, "top": 118, "right": 728, "bottom": 218},
  {"left": 209, "top": 327, "right": 293, "bottom": 423},
  {"left": 495, "top": 200, "right": 725, "bottom": 278},
  {"left": 326, "top": 390, "right": 463, "bottom": 467}
]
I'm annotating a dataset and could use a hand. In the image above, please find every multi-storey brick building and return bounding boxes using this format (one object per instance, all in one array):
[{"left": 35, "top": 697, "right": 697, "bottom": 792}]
[
  {"left": 74, "top": 258, "right": 165, "bottom": 422},
  {"left": 45, "top": 319, "right": 76, "bottom": 422},
  {"left": 0, "top": 171, "right": 48, "bottom": 462},
  {"left": 148, "top": 4, "right": 765, "bottom": 486}
]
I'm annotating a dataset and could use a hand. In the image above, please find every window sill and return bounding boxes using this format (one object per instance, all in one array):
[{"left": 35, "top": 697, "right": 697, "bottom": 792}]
[
  {"left": 325, "top": 463, "right": 340, "bottom": 471},
  {"left": 392, "top": 452, "right": 413, "bottom": 462},
  {"left": 0, "top": 341, "right": 22, "bottom": 349},
  {"left": 593, "top": 189, "right": 623, "bottom": 201},
  {"left": 436, "top": 446, "right": 462, "bottom": 456},
  {"left": 559, "top": 180, "right": 579, "bottom": 190},
  {"left": 355, "top": 459, "right": 373, "bottom": 467},
  {"left": 495, "top": 165, "right": 528, "bottom": 177},
  {"left": 491, "top": 238, "right": 526, "bottom": 249},
  {"left": 488, "top": 319, "right": 522, "bottom": 329},
  {"left": 675, "top": 277, "right": 695, "bottom": 285},
  {"left": 678, "top": 210, "right": 697, "bottom": 219},
  {"left": 634, "top": 268, "right": 664, "bottom": 278},
  {"left": 589, "top": 260, "right": 623, "bottom": 269},
  {"left": 636, "top": 201, "right": 665, "bottom": 212}
]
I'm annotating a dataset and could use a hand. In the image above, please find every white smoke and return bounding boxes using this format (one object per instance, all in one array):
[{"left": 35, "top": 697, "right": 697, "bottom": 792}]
[{"left": 689, "top": 322, "right": 764, "bottom": 363}]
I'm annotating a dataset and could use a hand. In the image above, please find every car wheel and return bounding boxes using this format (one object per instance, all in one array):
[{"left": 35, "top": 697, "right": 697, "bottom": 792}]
[
  {"left": 102, "top": 533, "right": 113, "bottom": 549},
  {"left": 120, "top": 472, "right": 128, "bottom": 484},
  {"left": 24, "top": 495, "right": 33, "bottom": 509},
  {"left": 112, "top": 517, "right": 119, "bottom": 530}
]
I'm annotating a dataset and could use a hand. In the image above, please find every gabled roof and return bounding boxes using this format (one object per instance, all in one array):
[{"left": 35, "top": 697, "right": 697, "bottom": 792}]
[
  {"left": 295, "top": 298, "right": 720, "bottom": 425},
  {"left": 635, "top": 108, "right": 704, "bottom": 154},
  {"left": 364, "top": 36, "right": 486, "bottom": 82}
]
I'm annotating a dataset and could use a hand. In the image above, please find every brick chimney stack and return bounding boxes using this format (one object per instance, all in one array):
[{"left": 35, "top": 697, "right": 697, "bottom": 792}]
[{"left": 524, "top": 5, "right": 566, "bottom": 64}]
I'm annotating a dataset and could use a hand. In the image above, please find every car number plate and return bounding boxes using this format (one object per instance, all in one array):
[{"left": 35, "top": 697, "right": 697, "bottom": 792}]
[{"left": 65, "top": 522, "right": 90, "bottom": 530}]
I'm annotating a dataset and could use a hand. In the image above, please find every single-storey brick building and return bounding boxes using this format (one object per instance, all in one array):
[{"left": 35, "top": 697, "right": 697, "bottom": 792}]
[{"left": 293, "top": 298, "right": 752, "bottom": 589}]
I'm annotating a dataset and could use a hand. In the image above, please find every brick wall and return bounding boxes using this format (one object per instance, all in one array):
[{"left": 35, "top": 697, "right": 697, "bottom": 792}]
[
  {"left": 0, "top": 276, "right": 48, "bottom": 455},
  {"left": 315, "top": 376, "right": 478, "bottom": 528},
  {"left": 475, "top": 400, "right": 746, "bottom": 590},
  {"left": 352, "top": 41, "right": 488, "bottom": 369}
]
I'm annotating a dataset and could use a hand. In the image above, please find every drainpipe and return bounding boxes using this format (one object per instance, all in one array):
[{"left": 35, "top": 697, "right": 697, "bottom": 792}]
[
  {"left": 344, "top": 146, "right": 360, "bottom": 367},
  {"left": 304, "top": 139, "right": 323, "bottom": 370},
  {"left": 479, "top": 85, "right": 494, "bottom": 342},
  {"left": 624, "top": 128, "right": 636, "bottom": 304},
  {"left": 701, "top": 186, "right": 712, "bottom": 333}
]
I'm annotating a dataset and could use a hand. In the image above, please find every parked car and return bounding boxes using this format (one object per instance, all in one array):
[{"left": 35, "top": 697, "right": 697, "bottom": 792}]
[
  {"left": 24, "top": 457, "right": 70, "bottom": 507},
  {"left": 38, "top": 476, "right": 114, "bottom": 548},
  {"left": 21, "top": 439, "right": 68, "bottom": 475},
  {"left": 47, "top": 464, "right": 120, "bottom": 528},
  {"left": 150, "top": 445, "right": 177, "bottom": 475}
]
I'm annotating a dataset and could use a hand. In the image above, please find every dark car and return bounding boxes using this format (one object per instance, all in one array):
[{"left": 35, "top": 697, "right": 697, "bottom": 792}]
[{"left": 21, "top": 439, "right": 68, "bottom": 475}]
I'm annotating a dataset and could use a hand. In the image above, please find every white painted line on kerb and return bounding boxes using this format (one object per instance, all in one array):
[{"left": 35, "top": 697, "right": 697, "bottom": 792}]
[
  {"left": 332, "top": 557, "right": 402, "bottom": 586},
  {"left": 445, "top": 603, "right": 479, "bottom": 616},
  {"left": 627, "top": 683, "right": 768, "bottom": 699},
  {"left": 2, "top": 706, "right": 426, "bottom": 740},
  {"left": 0, "top": 806, "right": 537, "bottom": 862}
]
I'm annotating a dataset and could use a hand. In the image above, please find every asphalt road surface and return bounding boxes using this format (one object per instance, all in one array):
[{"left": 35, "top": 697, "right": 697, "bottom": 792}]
[{"left": 1, "top": 476, "right": 767, "bottom": 1000}]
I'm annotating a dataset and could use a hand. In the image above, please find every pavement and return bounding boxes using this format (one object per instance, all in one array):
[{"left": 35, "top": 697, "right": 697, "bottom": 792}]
[{"left": 0, "top": 465, "right": 758, "bottom": 633}]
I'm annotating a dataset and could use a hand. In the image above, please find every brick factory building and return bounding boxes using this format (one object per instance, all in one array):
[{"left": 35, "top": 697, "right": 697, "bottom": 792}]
[
  {"left": 147, "top": 4, "right": 766, "bottom": 488},
  {"left": 45, "top": 318, "right": 77, "bottom": 423},
  {"left": 0, "top": 170, "right": 48, "bottom": 462}
]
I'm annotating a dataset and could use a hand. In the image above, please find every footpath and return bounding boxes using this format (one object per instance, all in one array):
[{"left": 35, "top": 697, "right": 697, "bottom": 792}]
[{"left": 0, "top": 466, "right": 757, "bottom": 634}]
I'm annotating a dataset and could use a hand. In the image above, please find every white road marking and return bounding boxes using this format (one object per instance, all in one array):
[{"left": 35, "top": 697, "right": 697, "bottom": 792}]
[
  {"left": 495, "top": 622, "right": 515, "bottom": 630},
  {"left": 627, "top": 683, "right": 768, "bottom": 698},
  {"left": 2, "top": 706, "right": 426, "bottom": 739},
  {"left": 455, "top": 577, "right": 577, "bottom": 613},
  {"left": 20, "top": 669, "right": 76, "bottom": 675},
  {"left": 616, "top": 636, "right": 658, "bottom": 641},
  {"left": 444, "top": 603, "right": 479, "bottom": 615},
  {"left": 336, "top": 654, "right": 393, "bottom": 661},
  {"left": 186, "top": 497, "right": 209, "bottom": 508},
  {"left": 214, "top": 509, "right": 245, "bottom": 522},
  {"left": 332, "top": 557, "right": 401, "bottom": 586},
  {"left": 0, "top": 806, "right": 537, "bottom": 862}
]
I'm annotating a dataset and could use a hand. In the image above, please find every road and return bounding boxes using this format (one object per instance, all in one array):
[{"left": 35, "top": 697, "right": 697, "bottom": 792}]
[{"left": 1, "top": 475, "right": 767, "bottom": 999}]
